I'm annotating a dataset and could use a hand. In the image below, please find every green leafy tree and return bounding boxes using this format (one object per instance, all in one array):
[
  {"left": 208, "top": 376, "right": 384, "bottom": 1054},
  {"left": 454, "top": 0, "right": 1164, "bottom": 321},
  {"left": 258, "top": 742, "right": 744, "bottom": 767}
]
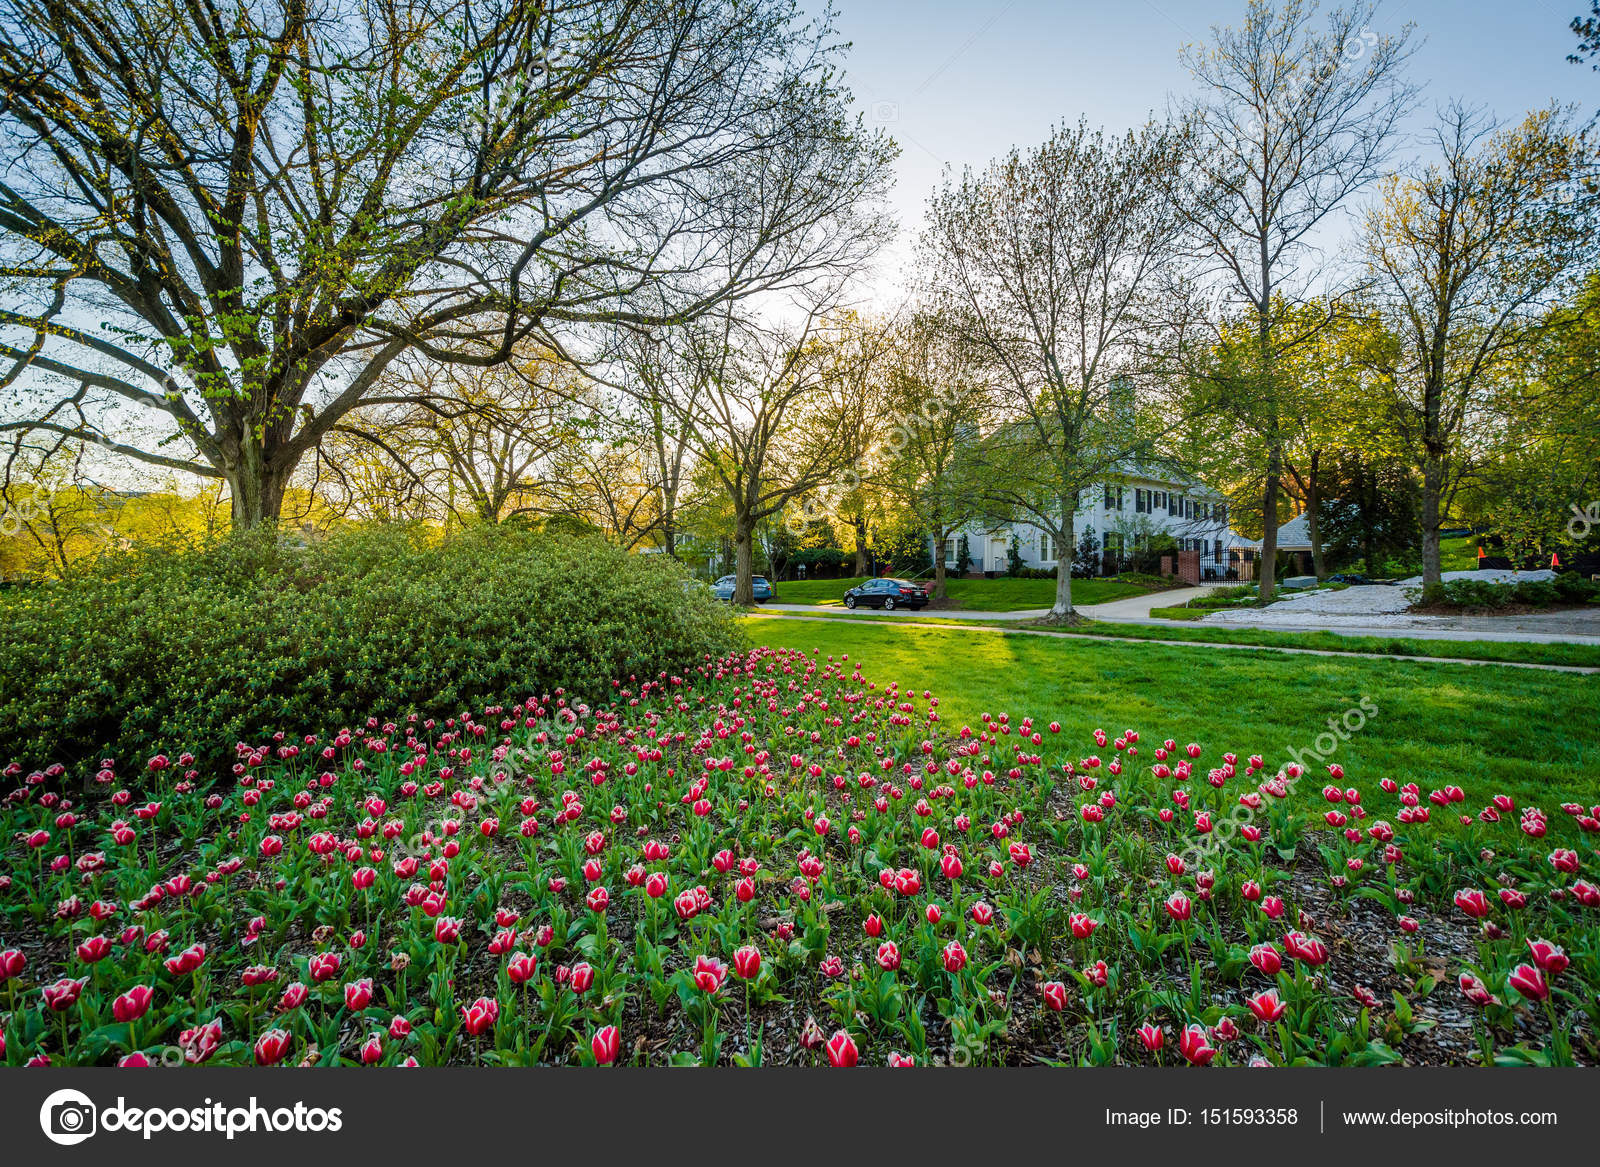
[{"left": 0, "top": 0, "right": 894, "bottom": 528}]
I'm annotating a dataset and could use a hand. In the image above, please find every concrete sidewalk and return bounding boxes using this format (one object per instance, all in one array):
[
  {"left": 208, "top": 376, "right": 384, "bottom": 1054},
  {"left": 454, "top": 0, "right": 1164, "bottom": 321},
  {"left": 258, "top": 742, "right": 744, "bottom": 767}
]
[{"left": 753, "top": 585, "right": 1600, "bottom": 648}]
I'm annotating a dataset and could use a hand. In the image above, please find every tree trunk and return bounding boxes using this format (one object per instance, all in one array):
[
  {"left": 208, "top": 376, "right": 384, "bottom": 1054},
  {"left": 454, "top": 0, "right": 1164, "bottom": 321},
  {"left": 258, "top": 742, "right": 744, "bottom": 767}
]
[
  {"left": 1045, "top": 507, "right": 1076, "bottom": 621},
  {"left": 1306, "top": 448, "right": 1325, "bottom": 579},
  {"left": 732, "top": 513, "right": 756, "bottom": 606},
  {"left": 852, "top": 513, "right": 870, "bottom": 576},
  {"left": 1258, "top": 448, "right": 1281, "bottom": 602},
  {"left": 930, "top": 529, "right": 949, "bottom": 599},
  {"left": 228, "top": 442, "right": 289, "bottom": 530},
  {"left": 1357, "top": 454, "right": 1378, "bottom": 576},
  {"left": 1420, "top": 457, "right": 1444, "bottom": 600}
]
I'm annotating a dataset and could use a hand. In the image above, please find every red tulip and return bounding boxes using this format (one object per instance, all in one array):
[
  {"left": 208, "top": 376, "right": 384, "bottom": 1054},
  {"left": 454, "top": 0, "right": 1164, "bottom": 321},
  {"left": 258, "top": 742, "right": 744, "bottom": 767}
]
[
  {"left": 434, "top": 916, "right": 463, "bottom": 943},
  {"left": 178, "top": 1017, "right": 223, "bottom": 1064},
  {"left": 1458, "top": 973, "right": 1497, "bottom": 1007},
  {"left": 460, "top": 996, "right": 500, "bottom": 1035},
  {"left": 255, "top": 1028, "right": 292, "bottom": 1066},
  {"left": 1283, "top": 931, "right": 1328, "bottom": 966},
  {"left": 1248, "top": 943, "right": 1282, "bottom": 976},
  {"left": 1041, "top": 981, "right": 1068, "bottom": 1012},
  {"left": 941, "top": 940, "right": 967, "bottom": 973},
  {"left": 508, "top": 951, "right": 539, "bottom": 985},
  {"left": 1136, "top": 1023, "right": 1164, "bottom": 1053},
  {"left": 75, "top": 935, "right": 112, "bottom": 963},
  {"left": 571, "top": 962, "right": 595, "bottom": 993},
  {"left": 592, "top": 1024, "right": 620, "bottom": 1065},
  {"left": 1508, "top": 964, "right": 1549, "bottom": 1002},
  {"left": 0, "top": 948, "right": 25, "bottom": 979},
  {"left": 1453, "top": 888, "right": 1490, "bottom": 918},
  {"left": 825, "top": 1030, "right": 859, "bottom": 1067},
  {"left": 112, "top": 984, "right": 154, "bottom": 1023},
  {"left": 308, "top": 952, "right": 341, "bottom": 982},
  {"left": 344, "top": 978, "right": 373, "bottom": 1011},
  {"left": 586, "top": 886, "right": 610, "bottom": 913},
  {"left": 41, "top": 976, "right": 86, "bottom": 1011},
  {"left": 1165, "top": 892, "right": 1192, "bottom": 922},
  {"left": 1069, "top": 913, "right": 1099, "bottom": 940},
  {"left": 1526, "top": 939, "right": 1568, "bottom": 976},
  {"left": 692, "top": 954, "right": 727, "bottom": 995},
  {"left": 1178, "top": 1023, "right": 1216, "bottom": 1066},
  {"left": 733, "top": 945, "right": 762, "bottom": 980},
  {"left": 1247, "top": 988, "right": 1285, "bottom": 1023},
  {"left": 876, "top": 941, "right": 901, "bottom": 972}
]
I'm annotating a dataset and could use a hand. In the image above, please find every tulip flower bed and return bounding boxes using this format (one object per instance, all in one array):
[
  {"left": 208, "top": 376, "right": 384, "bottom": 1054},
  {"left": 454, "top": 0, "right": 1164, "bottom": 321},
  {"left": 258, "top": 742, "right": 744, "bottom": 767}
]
[{"left": 1, "top": 645, "right": 1595, "bottom": 1067}]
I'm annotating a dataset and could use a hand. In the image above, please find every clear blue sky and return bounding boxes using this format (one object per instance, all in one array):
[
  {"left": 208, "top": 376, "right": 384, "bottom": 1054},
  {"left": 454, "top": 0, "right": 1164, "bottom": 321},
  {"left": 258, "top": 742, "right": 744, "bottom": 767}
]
[{"left": 816, "top": 0, "right": 1596, "bottom": 298}]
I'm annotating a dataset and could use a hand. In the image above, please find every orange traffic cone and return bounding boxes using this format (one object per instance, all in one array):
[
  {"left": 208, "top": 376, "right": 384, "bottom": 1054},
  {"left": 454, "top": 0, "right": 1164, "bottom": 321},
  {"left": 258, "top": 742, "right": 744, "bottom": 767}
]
[{"left": 1476, "top": 544, "right": 1485, "bottom": 561}]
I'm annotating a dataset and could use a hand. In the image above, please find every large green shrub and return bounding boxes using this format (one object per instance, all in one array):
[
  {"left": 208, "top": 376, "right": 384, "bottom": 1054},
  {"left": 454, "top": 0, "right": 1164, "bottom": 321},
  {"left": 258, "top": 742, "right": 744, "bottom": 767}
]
[{"left": 0, "top": 524, "right": 738, "bottom": 771}]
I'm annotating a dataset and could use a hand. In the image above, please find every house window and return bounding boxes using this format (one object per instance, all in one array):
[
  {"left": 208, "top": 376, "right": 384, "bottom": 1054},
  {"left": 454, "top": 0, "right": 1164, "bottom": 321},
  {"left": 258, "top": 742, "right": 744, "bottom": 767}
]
[
  {"left": 1134, "top": 488, "right": 1146, "bottom": 514},
  {"left": 1040, "top": 533, "right": 1053, "bottom": 562},
  {"left": 1216, "top": 504, "right": 1227, "bottom": 525},
  {"left": 1214, "top": 539, "right": 1223, "bottom": 562},
  {"left": 1168, "top": 494, "right": 1180, "bottom": 516},
  {"left": 944, "top": 538, "right": 957, "bottom": 564}
]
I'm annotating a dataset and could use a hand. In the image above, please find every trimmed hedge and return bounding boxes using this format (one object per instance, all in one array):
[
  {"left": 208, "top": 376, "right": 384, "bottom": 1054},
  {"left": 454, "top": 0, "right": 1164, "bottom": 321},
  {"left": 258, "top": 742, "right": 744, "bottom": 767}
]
[
  {"left": 0, "top": 524, "right": 739, "bottom": 771},
  {"left": 1436, "top": 573, "right": 1600, "bottom": 610}
]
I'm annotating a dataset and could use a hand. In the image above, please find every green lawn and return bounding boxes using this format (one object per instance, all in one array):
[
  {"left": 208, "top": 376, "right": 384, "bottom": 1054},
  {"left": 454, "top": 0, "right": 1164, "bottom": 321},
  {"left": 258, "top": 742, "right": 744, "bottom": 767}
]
[
  {"left": 742, "top": 616, "right": 1600, "bottom": 817},
  {"left": 1441, "top": 533, "right": 1479, "bottom": 572},
  {"left": 772, "top": 574, "right": 1156, "bottom": 610},
  {"left": 746, "top": 607, "right": 1600, "bottom": 668}
]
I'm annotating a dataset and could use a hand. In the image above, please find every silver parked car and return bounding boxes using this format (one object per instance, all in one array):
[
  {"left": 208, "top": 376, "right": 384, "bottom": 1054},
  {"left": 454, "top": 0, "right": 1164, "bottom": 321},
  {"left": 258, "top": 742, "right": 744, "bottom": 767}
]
[{"left": 710, "top": 574, "right": 774, "bottom": 602}]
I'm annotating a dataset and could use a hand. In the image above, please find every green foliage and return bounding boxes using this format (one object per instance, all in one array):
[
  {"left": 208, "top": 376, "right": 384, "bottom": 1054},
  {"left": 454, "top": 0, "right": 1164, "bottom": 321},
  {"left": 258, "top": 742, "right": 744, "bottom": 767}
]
[
  {"left": 1434, "top": 574, "right": 1600, "bottom": 611},
  {"left": 0, "top": 524, "right": 738, "bottom": 769}
]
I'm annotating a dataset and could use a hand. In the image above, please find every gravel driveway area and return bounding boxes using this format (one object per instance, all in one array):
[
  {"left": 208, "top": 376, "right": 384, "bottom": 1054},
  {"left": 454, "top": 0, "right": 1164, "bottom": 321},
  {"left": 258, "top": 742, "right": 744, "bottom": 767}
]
[{"left": 1199, "top": 574, "right": 1600, "bottom": 641}]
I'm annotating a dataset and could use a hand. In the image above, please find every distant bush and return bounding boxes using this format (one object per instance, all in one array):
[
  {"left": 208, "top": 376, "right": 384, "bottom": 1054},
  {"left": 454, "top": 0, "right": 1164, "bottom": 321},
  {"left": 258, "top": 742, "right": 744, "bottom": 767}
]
[{"left": 0, "top": 524, "right": 738, "bottom": 772}]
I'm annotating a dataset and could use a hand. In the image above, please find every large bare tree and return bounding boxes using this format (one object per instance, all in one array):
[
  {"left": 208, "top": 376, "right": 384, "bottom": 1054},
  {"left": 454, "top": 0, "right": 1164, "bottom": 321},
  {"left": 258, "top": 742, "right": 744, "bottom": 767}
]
[
  {"left": 1178, "top": 0, "right": 1415, "bottom": 599},
  {"left": 0, "top": 0, "right": 895, "bottom": 527},
  {"left": 1360, "top": 103, "right": 1595, "bottom": 595},
  {"left": 879, "top": 310, "right": 987, "bottom": 599},
  {"left": 920, "top": 119, "right": 1193, "bottom": 621},
  {"left": 652, "top": 306, "right": 865, "bottom": 604}
]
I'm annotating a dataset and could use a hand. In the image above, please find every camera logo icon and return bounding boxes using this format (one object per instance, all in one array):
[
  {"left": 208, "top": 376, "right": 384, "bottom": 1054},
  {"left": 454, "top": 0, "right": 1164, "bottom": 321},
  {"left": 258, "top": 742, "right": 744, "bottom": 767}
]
[{"left": 40, "top": 1089, "right": 97, "bottom": 1146}]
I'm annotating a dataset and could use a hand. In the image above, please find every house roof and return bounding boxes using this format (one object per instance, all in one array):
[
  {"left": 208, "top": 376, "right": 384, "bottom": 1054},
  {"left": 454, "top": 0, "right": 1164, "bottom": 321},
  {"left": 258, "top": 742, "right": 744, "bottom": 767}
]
[{"left": 1274, "top": 512, "right": 1313, "bottom": 550}]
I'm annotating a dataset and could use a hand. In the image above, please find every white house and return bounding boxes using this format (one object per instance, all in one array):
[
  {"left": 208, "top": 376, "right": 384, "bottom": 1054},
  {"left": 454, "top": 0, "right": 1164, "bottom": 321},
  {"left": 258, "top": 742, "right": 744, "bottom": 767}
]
[{"left": 938, "top": 470, "right": 1260, "bottom": 581}]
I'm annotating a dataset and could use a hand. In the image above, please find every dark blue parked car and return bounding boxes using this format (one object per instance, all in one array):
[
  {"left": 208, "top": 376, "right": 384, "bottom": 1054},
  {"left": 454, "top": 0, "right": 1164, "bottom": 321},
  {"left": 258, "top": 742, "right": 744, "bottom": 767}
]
[{"left": 842, "top": 578, "right": 928, "bottom": 610}]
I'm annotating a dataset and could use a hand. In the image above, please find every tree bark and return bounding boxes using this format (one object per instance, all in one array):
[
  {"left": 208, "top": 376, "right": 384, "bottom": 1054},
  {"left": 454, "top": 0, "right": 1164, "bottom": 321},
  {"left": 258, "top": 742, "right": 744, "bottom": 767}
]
[
  {"left": 1420, "top": 457, "right": 1444, "bottom": 600},
  {"left": 852, "top": 513, "right": 870, "bottom": 576},
  {"left": 732, "top": 513, "right": 757, "bottom": 606},
  {"left": 930, "top": 528, "right": 949, "bottom": 599},
  {"left": 227, "top": 441, "right": 289, "bottom": 530},
  {"left": 1258, "top": 449, "right": 1281, "bottom": 602},
  {"left": 1045, "top": 505, "right": 1076, "bottom": 621},
  {"left": 1356, "top": 454, "right": 1378, "bottom": 576},
  {"left": 1306, "top": 448, "right": 1325, "bottom": 579}
]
